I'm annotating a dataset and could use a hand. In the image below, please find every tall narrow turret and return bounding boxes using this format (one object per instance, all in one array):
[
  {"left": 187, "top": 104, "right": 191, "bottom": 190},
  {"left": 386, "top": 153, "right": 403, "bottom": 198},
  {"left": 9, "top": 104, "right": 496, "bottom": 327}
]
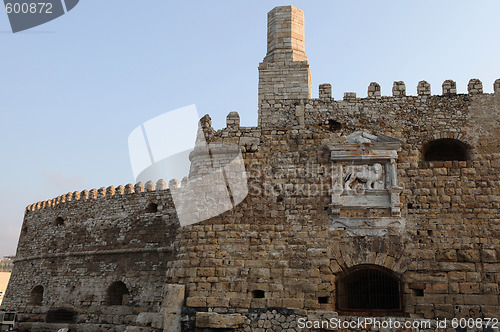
[{"left": 258, "top": 6, "right": 312, "bottom": 106}]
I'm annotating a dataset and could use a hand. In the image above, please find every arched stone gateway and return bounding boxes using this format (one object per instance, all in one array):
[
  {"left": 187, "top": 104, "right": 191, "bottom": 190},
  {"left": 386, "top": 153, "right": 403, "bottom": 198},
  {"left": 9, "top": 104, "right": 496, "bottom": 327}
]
[{"left": 336, "top": 265, "right": 402, "bottom": 314}]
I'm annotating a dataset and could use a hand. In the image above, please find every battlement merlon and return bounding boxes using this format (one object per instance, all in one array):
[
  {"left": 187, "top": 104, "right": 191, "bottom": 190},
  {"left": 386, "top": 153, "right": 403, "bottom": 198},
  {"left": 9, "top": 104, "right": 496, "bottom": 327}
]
[{"left": 258, "top": 6, "right": 312, "bottom": 108}]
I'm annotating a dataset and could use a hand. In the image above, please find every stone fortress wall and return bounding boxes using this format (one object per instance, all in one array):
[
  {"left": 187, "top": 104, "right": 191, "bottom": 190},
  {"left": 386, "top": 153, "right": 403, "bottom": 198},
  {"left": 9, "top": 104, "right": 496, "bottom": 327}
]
[
  {"left": 2, "top": 5, "right": 499, "bottom": 332},
  {"left": 4, "top": 185, "right": 181, "bottom": 330}
]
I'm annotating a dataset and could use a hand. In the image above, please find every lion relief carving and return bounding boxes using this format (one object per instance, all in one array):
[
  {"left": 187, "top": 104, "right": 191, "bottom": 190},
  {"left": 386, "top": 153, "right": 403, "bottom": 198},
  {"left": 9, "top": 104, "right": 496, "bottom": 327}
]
[{"left": 344, "top": 163, "right": 383, "bottom": 190}]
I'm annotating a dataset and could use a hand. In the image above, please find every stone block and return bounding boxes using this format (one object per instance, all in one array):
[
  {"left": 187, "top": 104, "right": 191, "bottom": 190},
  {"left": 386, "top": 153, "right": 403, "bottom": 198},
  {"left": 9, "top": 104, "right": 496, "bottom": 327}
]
[
  {"left": 136, "top": 312, "right": 163, "bottom": 328},
  {"left": 367, "top": 82, "right": 381, "bottom": 97},
  {"left": 392, "top": 81, "right": 406, "bottom": 96},
  {"left": 343, "top": 92, "right": 356, "bottom": 100},
  {"left": 207, "top": 296, "right": 229, "bottom": 307},
  {"left": 185, "top": 297, "right": 207, "bottom": 307},
  {"left": 434, "top": 304, "right": 453, "bottom": 317},
  {"left": 467, "top": 78, "right": 483, "bottom": 94},
  {"left": 430, "top": 283, "right": 448, "bottom": 294},
  {"left": 436, "top": 249, "right": 457, "bottom": 261},
  {"left": 250, "top": 298, "right": 267, "bottom": 308},
  {"left": 481, "top": 249, "right": 497, "bottom": 262},
  {"left": 195, "top": 312, "right": 245, "bottom": 328},
  {"left": 162, "top": 284, "right": 185, "bottom": 332},
  {"left": 197, "top": 267, "right": 216, "bottom": 277},
  {"left": 226, "top": 112, "right": 240, "bottom": 129},
  {"left": 417, "top": 80, "right": 431, "bottom": 95},
  {"left": 481, "top": 283, "right": 499, "bottom": 294},
  {"left": 457, "top": 250, "right": 480, "bottom": 262},
  {"left": 319, "top": 83, "right": 332, "bottom": 99},
  {"left": 459, "top": 282, "right": 480, "bottom": 294},
  {"left": 494, "top": 78, "right": 500, "bottom": 93},
  {"left": 442, "top": 79, "right": 457, "bottom": 95},
  {"left": 282, "top": 298, "right": 303, "bottom": 308}
]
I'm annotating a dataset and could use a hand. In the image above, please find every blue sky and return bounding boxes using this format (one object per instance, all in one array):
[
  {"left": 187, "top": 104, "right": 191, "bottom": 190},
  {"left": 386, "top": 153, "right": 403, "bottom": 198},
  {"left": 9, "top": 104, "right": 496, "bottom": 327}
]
[{"left": 0, "top": 0, "right": 499, "bottom": 255}]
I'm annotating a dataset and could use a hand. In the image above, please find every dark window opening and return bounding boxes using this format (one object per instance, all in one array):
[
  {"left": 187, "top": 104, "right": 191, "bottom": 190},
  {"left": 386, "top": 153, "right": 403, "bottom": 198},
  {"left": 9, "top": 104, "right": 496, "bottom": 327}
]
[
  {"left": 145, "top": 203, "right": 158, "bottom": 213},
  {"left": 107, "top": 281, "right": 129, "bottom": 305},
  {"left": 30, "top": 285, "right": 44, "bottom": 305},
  {"left": 318, "top": 296, "right": 329, "bottom": 304},
  {"left": 337, "top": 265, "right": 402, "bottom": 314},
  {"left": 55, "top": 217, "right": 64, "bottom": 226},
  {"left": 407, "top": 203, "right": 413, "bottom": 209},
  {"left": 423, "top": 138, "right": 468, "bottom": 161},
  {"left": 327, "top": 120, "right": 342, "bottom": 131},
  {"left": 427, "top": 230, "right": 433, "bottom": 236},
  {"left": 251, "top": 290, "right": 265, "bottom": 298},
  {"left": 413, "top": 289, "right": 424, "bottom": 297},
  {"left": 46, "top": 308, "right": 77, "bottom": 323}
]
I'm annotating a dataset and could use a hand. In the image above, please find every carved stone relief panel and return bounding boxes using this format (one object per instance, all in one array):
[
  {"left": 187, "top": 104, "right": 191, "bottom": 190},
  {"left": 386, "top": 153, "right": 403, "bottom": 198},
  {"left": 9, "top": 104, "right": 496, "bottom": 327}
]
[{"left": 328, "top": 131, "right": 404, "bottom": 236}]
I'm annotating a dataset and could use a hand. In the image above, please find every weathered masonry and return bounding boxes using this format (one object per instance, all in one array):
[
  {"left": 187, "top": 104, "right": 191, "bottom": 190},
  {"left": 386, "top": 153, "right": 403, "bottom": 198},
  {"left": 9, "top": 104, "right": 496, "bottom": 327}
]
[{"left": 2, "top": 5, "right": 499, "bottom": 332}]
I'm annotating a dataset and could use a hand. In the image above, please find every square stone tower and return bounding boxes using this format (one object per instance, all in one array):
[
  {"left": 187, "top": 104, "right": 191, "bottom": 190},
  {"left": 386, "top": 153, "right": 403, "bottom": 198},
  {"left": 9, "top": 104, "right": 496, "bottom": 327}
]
[{"left": 258, "top": 6, "right": 312, "bottom": 108}]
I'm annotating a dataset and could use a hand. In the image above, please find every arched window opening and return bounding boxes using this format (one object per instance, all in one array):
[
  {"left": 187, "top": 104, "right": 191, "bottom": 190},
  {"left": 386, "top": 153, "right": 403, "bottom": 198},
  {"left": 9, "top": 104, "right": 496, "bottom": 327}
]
[
  {"left": 107, "top": 281, "right": 129, "bottom": 305},
  {"left": 45, "top": 308, "right": 77, "bottom": 323},
  {"left": 30, "top": 285, "right": 44, "bottom": 305},
  {"left": 423, "top": 138, "right": 468, "bottom": 161},
  {"left": 336, "top": 265, "right": 402, "bottom": 314}
]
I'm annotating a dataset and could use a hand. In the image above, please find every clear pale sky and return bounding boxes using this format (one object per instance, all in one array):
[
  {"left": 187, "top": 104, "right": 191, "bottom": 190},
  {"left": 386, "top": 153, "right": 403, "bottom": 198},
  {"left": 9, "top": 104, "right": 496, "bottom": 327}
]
[{"left": 0, "top": 1, "right": 499, "bottom": 256}]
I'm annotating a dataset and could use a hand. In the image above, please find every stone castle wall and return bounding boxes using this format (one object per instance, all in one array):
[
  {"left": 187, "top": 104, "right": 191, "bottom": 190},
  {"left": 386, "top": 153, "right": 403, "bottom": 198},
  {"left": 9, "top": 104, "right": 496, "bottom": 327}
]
[
  {"left": 173, "top": 85, "right": 499, "bottom": 329},
  {"left": 2, "top": 5, "right": 499, "bottom": 332},
  {"left": 3, "top": 186, "right": 181, "bottom": 331}
]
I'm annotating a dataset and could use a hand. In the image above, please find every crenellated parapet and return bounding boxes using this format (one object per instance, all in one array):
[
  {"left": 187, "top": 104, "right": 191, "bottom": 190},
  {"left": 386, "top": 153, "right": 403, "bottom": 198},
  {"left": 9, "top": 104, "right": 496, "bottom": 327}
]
[
  {"left": 25, "top": 178, "right": 173, "bottom": 213},
  {"left": 258, "top": 77, "right": 500, "bottom": 131},
  {"left": 314, "top": 78, "right": 498, "bottom": 100}
]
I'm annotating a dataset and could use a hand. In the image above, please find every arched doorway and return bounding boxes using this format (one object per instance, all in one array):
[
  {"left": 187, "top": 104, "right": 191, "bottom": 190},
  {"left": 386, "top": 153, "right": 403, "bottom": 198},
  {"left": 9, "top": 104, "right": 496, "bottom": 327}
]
[
  {"left": 336, "top": 265, "right": 402, "bottom": 314},
  {"left": 106, "top": 281, "right": 129, "bottom": 305},
  {"left": 29, "top": 285, "right": 44, "bottom": 305}
]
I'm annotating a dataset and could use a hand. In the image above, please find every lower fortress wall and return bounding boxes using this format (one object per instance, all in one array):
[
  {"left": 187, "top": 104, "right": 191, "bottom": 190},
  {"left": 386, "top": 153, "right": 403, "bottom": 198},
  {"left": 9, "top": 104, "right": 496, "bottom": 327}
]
[
  {"left": 3, "top": 189, "right": 180, "bottom": 331},
  {"left": 2, "top": 91, "right": 499, "bottom": 331}
]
